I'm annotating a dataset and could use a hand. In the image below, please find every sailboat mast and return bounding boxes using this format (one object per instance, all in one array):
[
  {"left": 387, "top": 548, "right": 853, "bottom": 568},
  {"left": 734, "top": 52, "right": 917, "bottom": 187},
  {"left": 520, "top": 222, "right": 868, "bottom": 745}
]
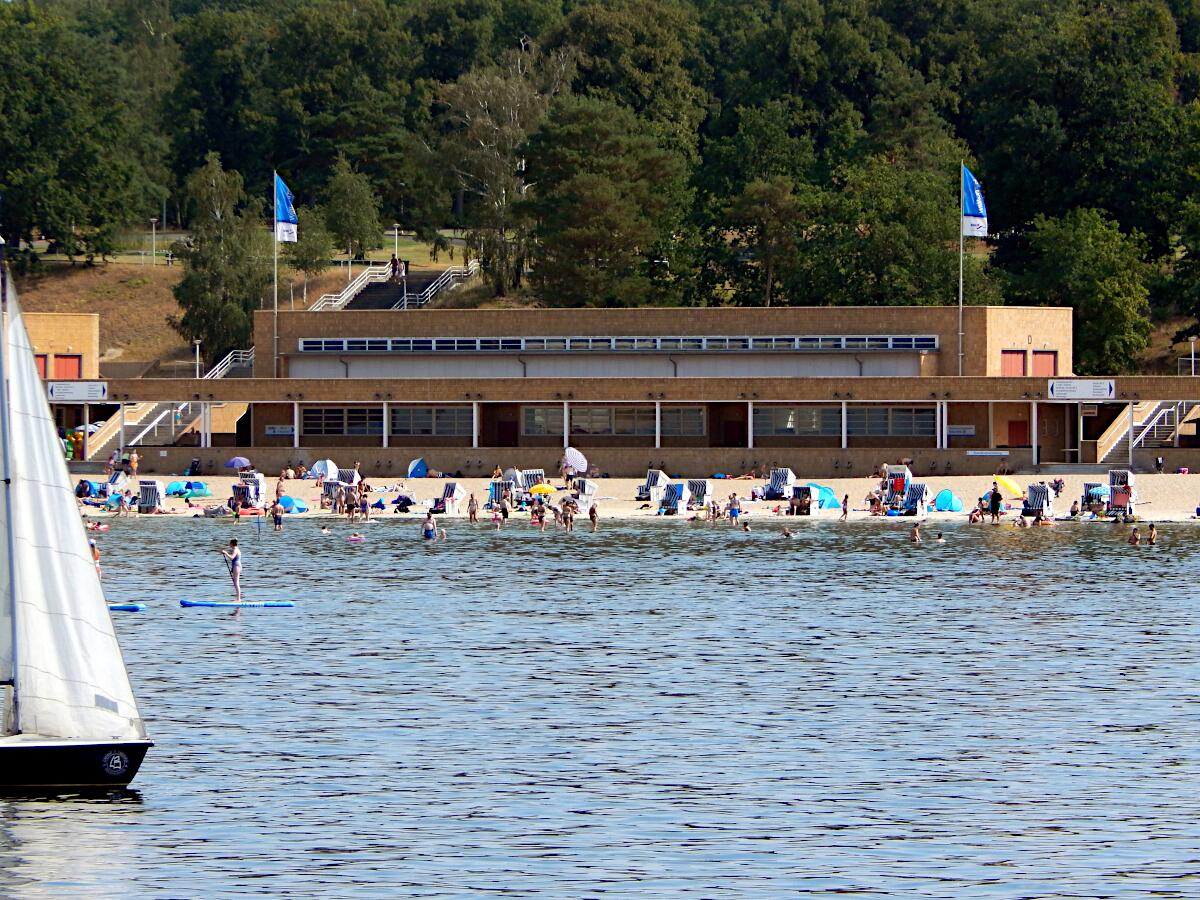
[{"left": 0, "top": 241, "right": 19, "bottom": 733}]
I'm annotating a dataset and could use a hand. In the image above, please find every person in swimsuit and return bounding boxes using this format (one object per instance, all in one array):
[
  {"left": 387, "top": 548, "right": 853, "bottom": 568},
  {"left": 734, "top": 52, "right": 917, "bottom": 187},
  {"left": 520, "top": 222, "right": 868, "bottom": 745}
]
[
  {"left": 1128, "top": 526, "right": 1141, "bottom": 545},
  {"left": 270, "top": 498, "right": 285, "bottom": 531},
  {"left": 89, "top": 539, "right": 101, "bottom": 579},
  {"left": 219, "top": 539, "right": 242, "bottom": 602},
  {"left": 727, "top": 493, "right": 741, "bottom": 524},
  {"left": 422, "top": 512, "right": 444, "bottom": 541},
  {"left": 910, "top": 523, "right": 922, "bottom": 544},
  {"left": 1148, "top": 523, "right": 1158, "bottom": 545},
  {"left": 467, "top": 494, "right": 479, "bottom": 523},
  {"left": 589, "top": 502, "right": 599, "bottom": 532}
]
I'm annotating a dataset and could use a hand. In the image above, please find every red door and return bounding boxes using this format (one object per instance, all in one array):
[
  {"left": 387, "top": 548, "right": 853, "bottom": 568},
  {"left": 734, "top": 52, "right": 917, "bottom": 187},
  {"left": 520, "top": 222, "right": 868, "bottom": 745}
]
[
  {"left": 34, "top": 354, "right": 47, "bottom": 378},
  {"left": 1008, "top": 421, "right": 1029, "bottom": 446},
  {"left": 1001, "top": 350, "right": 1026, "bottom": 376},
  {"left": 52, "top": 354, "right": 82, "bottom": 379},
  {"left": 1031, "top": 351, "right": 1058, "bottom": 376}
]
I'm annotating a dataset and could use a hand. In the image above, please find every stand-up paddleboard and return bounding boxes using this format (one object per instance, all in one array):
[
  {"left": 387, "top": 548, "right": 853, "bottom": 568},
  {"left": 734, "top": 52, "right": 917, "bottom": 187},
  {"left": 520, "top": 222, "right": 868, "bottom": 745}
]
[
  {"left": 108, "top": 603, "right": 146, "bottom": 612},
  {"left": 179, "top": 600, "right": 296, "bottom": 609}
]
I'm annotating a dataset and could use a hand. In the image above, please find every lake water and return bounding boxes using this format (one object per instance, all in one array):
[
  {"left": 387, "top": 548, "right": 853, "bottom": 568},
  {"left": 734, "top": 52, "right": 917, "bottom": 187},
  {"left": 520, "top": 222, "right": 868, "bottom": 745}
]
[{"left": 1, "top": 516, "right": 1198, "bottom": 898}]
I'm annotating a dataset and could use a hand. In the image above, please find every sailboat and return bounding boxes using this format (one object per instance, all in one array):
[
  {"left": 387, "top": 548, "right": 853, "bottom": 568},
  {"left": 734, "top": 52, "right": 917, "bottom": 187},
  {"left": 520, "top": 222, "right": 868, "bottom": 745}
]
[{"left": 0, "top": 264, "right": 151, "bottom": 788}]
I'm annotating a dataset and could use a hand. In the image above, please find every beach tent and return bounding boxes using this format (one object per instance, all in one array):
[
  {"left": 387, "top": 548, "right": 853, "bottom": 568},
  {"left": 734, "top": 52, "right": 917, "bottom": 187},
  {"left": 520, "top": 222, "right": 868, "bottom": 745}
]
[
  {"left": 185, "top": 481, "right": 212, "bottom": 498},
  {"left": 407, "top": 458, "right": 428, "bottom": 478},
  {"left": 166, "top": 480, "right": 186, "bottom": 496},
  {"left": 309, "top": 459, "right": 339, "bottom": 480},
  {"left": 806, "top": 483, "right": 840, "bottom": 509},
  {"left": 933, "top": 489, "right": 963, "bottom": 512}
]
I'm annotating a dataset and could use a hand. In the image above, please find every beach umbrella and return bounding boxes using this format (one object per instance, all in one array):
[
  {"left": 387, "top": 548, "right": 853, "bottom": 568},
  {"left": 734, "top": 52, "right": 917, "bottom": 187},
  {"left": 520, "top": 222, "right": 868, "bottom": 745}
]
[
  {"left": 224, "top": 456, "right": 251, "bottom": 469},
  {"left": 529, "top": 484, "right": 555, "bottom": 495},
  {"left": 563, "top": 446, "right": 588, "bottom": 472},
  {"left": 994, "top": 475, "right": 1022, "bottom": 498},
  {"left": 310, "top": 459, "right": 339, "bottom": 479},
  {"left": 407, "top": 458, "right": 428, "bottom": 478}
]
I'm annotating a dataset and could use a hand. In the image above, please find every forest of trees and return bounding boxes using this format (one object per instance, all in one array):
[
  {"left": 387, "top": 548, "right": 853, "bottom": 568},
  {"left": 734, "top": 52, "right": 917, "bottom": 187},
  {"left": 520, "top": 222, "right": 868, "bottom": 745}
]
[{"left": 4, "top": 0, "right": 1200, "bottom": 370}]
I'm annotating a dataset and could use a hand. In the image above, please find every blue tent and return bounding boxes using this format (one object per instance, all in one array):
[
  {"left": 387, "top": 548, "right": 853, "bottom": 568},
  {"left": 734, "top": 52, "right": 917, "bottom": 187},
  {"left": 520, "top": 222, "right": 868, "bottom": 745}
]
[
  {"left": 407, "top": 458, "right": 428, "bottom": 478},
  {"left": 806, "top": 483, "right": 840, "bottom": 509},
  {"left": 934, "top": 489, "right": 963, "bottom": 512}
]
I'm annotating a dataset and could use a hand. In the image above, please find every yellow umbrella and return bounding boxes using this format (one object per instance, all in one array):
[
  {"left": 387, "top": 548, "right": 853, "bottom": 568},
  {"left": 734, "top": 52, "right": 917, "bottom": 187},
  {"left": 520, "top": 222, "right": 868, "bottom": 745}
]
[
  {"left": 529, "top": 484, "right": 555, "bottom": 495},
  {"left": 994, "top": 475, "right": 1022, "bottom": 498}
]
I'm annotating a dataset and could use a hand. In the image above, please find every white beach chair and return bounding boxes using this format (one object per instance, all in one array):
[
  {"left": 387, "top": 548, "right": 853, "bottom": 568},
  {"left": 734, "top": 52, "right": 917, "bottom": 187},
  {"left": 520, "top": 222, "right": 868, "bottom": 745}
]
[
  {"left": 636, "top": 469, "right": 668, "bottom": 503},
  {"left": 763, "top": 468, "right": 795, "bottom": 500},
  {"left": 1023, "top": 483, "right": 1054, "bottom": 518},
  {"left": 687, "top": 479, "right": 712, "bottom": 507},
  {"left": 904, "top": 482, "right": 930, "bottom": 516},
  {"left": 137, "top": 480, "right": 164, "bottom": 513},
  {"left": 660, "top": 483, "right": 691, "bottom": 515}
]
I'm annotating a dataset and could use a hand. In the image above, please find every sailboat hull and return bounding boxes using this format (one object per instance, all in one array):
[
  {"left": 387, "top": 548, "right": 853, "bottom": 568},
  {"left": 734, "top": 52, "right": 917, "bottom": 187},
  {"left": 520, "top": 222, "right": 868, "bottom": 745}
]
[{"left": 0, "top": 740, "right": 151, "bottom": 790}]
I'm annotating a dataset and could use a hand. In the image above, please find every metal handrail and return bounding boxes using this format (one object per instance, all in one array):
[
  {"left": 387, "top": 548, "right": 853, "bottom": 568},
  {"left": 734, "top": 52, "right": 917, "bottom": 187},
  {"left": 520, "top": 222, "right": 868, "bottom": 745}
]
[
  {"left": 393, "top": 259, "right": 481, "bottom": 309},
  {"left": 203, "top": 348, "right": 255, "bottom": 379},
  {"left": 309, "top": 264, "right": 391, "bottom": 310},
  {"left": 1133, "top": 403, "right": 1174, "bottom": 448}
]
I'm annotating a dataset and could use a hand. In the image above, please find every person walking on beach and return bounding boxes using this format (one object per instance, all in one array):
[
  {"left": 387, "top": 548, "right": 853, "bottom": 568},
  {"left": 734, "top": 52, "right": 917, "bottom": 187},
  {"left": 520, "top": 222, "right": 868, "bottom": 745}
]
[
  {"left": 840, "top": 494, "right": 849, "bottom": 521},
  {"left": 988, "top": 484, "right": 1002, "bottom": 524},
  {"left": 219, "top": 539, "right": 242, "bottom": 602},
  {"left": 467, "top": 493, "right": 478, "bottom": 523},
  {"left": 129, "top": 450, "right": 139, "bottom": 477}
]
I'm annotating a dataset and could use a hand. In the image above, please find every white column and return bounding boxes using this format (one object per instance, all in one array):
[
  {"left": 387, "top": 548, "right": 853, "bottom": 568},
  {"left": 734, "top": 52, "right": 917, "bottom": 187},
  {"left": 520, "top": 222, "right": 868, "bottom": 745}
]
[
  {"left": 1031, "top": 400, "right": 1038, "bottom": 466},
  {"left": 82, "top": 404, "right": 89, "bottom": 461},
  {"left": 1077, "top": 403, "right": 1083, "bottom": 461},
  {"left": 381, "top": 402, "right": 390, "bottom": 448},
  {"left": 562, "top": 400, "right": 569, "bottom": 449},
  {"left": 472, "top": 401, "right": 480, "bottom": 449},
  {"left": 118, "top": 403, "right": 125, "bottom": 455},
  {"left": 943, "top": 403, "right": 950, "bottom": 448},
  {"left": 841, "top": 401, "right": 848, "bottom": 449},
  {"left": 654, "top": 401, "right": 662, "bottom": 449},
  {"left": 293, "top": 402, "right": 300, "bottom": 449},
  {"left": 747, "top": 401, "right": 754, "bottom": 449},
  {"left": 935, "top": 401, "right": 943, "bottom": 449},
  {"left": 1128, "top": 402, "right": 1135, "bottom": 468}
]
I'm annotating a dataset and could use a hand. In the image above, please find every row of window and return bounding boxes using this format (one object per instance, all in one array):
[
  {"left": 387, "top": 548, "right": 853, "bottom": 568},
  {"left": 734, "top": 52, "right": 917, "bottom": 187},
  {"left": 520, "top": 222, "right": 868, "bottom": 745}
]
[
  {"left": 299, "top": 405, "right": 934, "bottom": 438},
  {"left": 297, "top": 334, "right": 940, "bottom": 354},
  {"left": 753, "top": 406, "right": 937, "bottom": 437},
  {"left": 302, "top": 407, "right": 473, "bottom": 437},
  {"left": 523, "top": 406, "right": 706, "bottom": 437}
]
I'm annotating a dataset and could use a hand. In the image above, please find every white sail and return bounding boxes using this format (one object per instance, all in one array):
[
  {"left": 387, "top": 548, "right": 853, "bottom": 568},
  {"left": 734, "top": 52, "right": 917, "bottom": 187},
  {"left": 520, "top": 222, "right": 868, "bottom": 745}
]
[{"left": 3, "top": 283, "right": 145, "bottom": 742}]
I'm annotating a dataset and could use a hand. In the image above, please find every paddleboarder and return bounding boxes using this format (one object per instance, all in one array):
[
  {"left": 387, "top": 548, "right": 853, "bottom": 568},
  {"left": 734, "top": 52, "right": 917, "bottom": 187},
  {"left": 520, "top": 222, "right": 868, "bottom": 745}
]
[{"left": 218, "top": 539, "right": 242, "bottom": 602}]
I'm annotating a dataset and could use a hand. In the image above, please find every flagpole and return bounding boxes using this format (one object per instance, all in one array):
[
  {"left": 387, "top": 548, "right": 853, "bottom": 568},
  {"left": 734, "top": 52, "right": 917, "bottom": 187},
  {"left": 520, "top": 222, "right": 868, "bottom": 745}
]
[
  {"left": 957, "top": 160, "right": 964, "bottom": 377},
  {"left": 273, "top": 170, "right": 279, "bottom": 379}
]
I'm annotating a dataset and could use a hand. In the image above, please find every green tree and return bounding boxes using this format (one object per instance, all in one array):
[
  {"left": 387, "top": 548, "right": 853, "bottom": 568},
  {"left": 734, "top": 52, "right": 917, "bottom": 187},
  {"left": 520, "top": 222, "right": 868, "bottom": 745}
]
[
  {"left": 437, "top": 42, "right": 575, "bottom": 295},
  {"left": 727, "top": 177, "right": 808, "bottom": 307},
  {"left": 170, "top": 154, "right": 270, "bottom": 363},
  {"left": 286, "top": 206, "right": 334, "bottom": 304},
  {"left": 1014, "top": 208, "right": 1152, "bottom": 375},
  {"left": 523, "top": 97, "right": 689, "bottom": 307},
  {"left": 0, "top": 3, "right": 149, "bottom": 263},
  {"left": 323, "top": 156, "right": 382, "bottom": 260}
]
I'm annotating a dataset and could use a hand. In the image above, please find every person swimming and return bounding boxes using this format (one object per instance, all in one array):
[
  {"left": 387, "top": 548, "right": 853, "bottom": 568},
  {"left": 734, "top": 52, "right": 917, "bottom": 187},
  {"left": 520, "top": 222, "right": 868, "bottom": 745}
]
[
  {"left": 935, "top": 532, "right": 945, "bottom": 543},
  {"left": 781, "top": 527, "right": 794, "bottom": 538},
  {"left": 319, "top": 525, "right": 331, "bottom": 535}
]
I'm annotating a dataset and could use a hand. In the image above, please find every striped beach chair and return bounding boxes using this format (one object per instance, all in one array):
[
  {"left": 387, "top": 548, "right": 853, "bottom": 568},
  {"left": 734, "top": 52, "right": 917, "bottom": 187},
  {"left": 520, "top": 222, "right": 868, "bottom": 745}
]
[
  {"left": 687, "top": 479, "right": 712, "bottom": 507},
  {"left": 137, "top": 480, "right": 164, "bottom": 513},
  {"left": 636, "top": 469, "right": 668, "bottom": 502},
  {"left": 904, "top": 482, "right": 930, "bottom": 516},
  {"left": 763, "top": 468, "right": 795, "bottom": 500},
  {"left": 659, "top": 483, "right": 691, "bottom": 515},
  {"left": 1022, "top": 483, "right": 1053, "bottom": 517}
]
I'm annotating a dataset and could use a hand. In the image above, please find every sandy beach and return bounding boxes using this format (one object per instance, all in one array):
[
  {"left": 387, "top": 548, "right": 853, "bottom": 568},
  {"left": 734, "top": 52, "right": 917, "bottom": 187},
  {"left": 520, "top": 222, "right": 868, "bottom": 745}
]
[{"left": 81, "top": 470, "right": 1200, "bottom": 524}]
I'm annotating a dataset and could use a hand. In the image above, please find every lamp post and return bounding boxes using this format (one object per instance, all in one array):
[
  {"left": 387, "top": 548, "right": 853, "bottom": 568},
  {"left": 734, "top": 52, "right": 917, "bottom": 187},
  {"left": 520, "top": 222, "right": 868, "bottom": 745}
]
[
  {"left": 150, "top": 217, "right": 158, "bottom": 265},
  {"left": 393, "top": 223, "right": 400, "bottom": 260},
  {"left": 193, "top": 340, "right": 202, "bottom": 378}
]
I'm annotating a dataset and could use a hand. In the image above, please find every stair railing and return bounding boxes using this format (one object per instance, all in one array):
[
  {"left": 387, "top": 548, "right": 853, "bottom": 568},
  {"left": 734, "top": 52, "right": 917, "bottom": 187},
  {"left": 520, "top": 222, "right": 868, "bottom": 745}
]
[{"left": 309, "top": 264, "right": 391, "bottom": 310}]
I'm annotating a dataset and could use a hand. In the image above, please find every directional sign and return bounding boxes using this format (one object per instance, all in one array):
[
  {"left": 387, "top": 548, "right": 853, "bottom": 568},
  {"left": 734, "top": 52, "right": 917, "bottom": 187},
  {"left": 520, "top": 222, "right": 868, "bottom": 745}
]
[
  {"left": 1047, "top": 379, "right": 1115, "bottom": 400},
  {"left": 46, "top": 381, "right": 108, "bottom": 402}
]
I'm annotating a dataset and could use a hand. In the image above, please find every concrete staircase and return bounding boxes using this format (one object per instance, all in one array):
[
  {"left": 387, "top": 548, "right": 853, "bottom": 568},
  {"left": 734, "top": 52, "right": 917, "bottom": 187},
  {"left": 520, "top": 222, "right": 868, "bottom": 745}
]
[{"left": 345, "top": 272, "right": 443, "bottom": 310}]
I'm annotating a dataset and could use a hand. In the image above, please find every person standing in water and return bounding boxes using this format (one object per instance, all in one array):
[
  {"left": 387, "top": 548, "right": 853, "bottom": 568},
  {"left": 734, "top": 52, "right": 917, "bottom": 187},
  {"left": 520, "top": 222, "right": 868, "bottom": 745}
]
[
  {"left": 1128, "top": 526, "right": 1141, "bottom": 545},
  {"left": 89, "top": 539, "right": 102, "bottom": 579},
  {"left": 1148, "top": 523, "right": 1158, "bottom": 545},
  {"left": 910, "top": 523, "right": 922, "bottom": 544},
  {"left": 219, "top": 539, "right": 242, "bottom": 602},
  {"left": 422, "top": 511, "right": 445, "bottom": 542},
  {"left": 589, "top": 501, "right": 599, "bottom": 532},
  {"left": 270, "top": 498, "right": 285, "bottom": 531},
  {"left": 988, "top": 484, "right": 1002, "bottom": 524},
  {"left": 467, "top": 493, "right": 479, "bottom": 523},
  {"left": 840, "top": 494, "right": 849, "bottom": 522}
]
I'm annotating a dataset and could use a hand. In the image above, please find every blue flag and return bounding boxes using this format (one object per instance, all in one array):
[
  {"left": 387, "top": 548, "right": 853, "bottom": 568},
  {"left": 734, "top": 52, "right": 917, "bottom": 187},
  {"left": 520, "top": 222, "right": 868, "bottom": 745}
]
[
  {"left": 961, "top": 165, "right": 987, "bottom": 237},
  {"left": 274, "top": 173, "right": 298, "bottom": 243}
]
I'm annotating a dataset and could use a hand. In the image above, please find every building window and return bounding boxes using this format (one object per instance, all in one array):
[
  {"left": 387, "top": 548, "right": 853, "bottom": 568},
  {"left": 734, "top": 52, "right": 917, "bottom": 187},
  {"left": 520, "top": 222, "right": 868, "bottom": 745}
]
[
  {"left": 844, "top": 407, "right": 935, "bottom": 436},
  {"left": 660, "top": 407, "right": 705, "bottom": 436},
  {"left": 523, "top": 406, "right": 565, "bottom": 435},
  {"left": 752, "top": 406, "right": 840, "bottom": 436},
  {"left": 566, "top": 406, "right": 657, "bottom": 435},
  {"left": 1001, "top": 350, "right": 1027, "bottom": 376},
  {"left": 388, "top": 407, "right": 472, "bottom": 436},
  {"left": 302, "top": 407, "right": 383, "bottom": 436}
]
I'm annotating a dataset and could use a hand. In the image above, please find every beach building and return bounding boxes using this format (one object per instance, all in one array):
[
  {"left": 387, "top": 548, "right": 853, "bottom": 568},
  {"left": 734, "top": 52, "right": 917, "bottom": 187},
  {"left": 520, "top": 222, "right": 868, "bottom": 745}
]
[{"left": 42, "top": 304, "right": 1200, "bottom": 476}]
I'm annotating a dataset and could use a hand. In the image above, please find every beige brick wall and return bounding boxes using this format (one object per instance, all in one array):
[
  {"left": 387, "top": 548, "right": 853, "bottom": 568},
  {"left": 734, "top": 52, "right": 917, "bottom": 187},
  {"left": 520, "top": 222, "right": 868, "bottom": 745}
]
[{"left": 24, "top": 313, "right": 100, "bottom": 379}]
